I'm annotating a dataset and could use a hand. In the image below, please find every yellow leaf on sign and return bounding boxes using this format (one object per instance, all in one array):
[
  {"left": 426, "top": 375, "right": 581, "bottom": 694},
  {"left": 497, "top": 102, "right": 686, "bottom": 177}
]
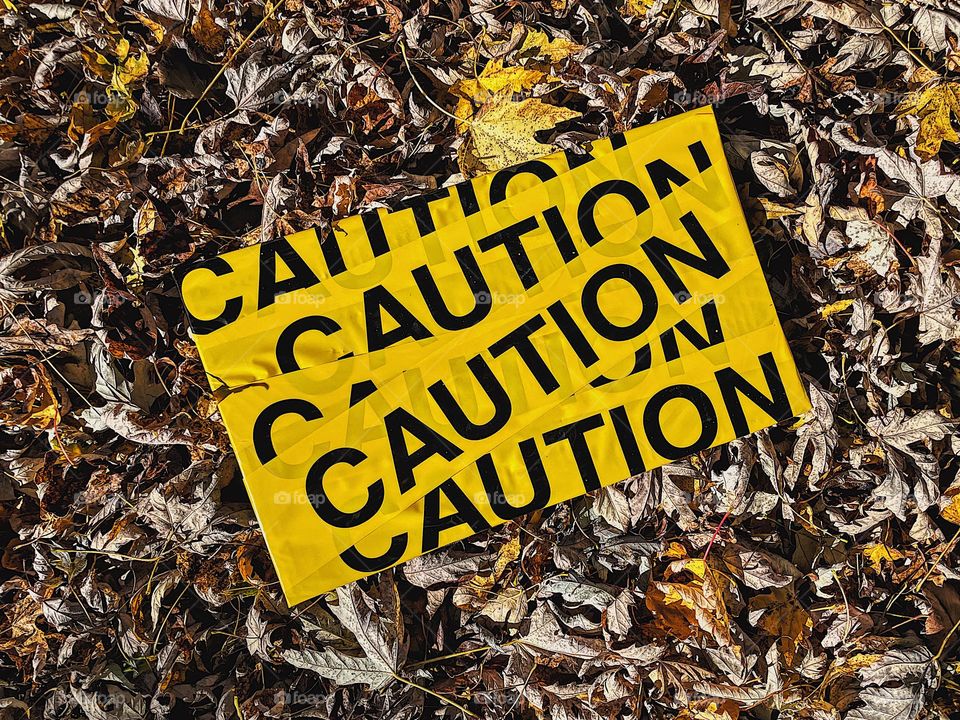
[
  {"left": 896, "top": 81, "right": 960, "bottom": 160},
  {"left": 458, "top": 97, "right": 580, "bottom": 175}
]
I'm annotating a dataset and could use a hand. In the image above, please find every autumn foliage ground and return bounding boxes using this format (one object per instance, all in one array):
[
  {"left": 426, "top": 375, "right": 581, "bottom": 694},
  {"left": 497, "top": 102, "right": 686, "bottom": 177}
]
[{"left": 2, "top": 1, "right": 960, "bottom": 719}]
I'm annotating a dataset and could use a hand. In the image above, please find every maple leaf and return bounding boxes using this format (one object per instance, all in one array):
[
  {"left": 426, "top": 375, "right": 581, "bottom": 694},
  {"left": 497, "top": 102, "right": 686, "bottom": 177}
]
[
  {"left": 452, "top": 59, "right": 550, "bottom": 105},
  {"left": 897, "top": 81, "right": 960, "bottom": 160},
  {"left": 645, "top": 558, "right": 734, "bottom": 647},
  {"left": 457, "top": 97, "right": 580, "bottom": 175},
  {"left": 748, "top": 589, "right": 812, "bottom": 666},
  {"left": 516, "top": 28, "right": 583, "bottom": 63},
  {"left": 861, "top": 543, "right": 905, "bottom": 574}
]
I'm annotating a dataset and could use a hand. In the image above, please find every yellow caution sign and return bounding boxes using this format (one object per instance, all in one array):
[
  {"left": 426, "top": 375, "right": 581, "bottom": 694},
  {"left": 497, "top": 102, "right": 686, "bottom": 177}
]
[{"left": 177, "top": 107, "right": 810, "bottom": 605}]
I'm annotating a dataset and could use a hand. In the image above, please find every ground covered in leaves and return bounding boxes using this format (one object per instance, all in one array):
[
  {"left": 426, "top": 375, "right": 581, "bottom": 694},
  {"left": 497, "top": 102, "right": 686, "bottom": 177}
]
[{"left": 2, "top": 0, "right": 960, "bottom": 718}]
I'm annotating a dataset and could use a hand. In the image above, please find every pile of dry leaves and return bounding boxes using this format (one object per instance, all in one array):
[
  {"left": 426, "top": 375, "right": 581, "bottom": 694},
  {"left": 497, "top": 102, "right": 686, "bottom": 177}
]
[{"left": 2, "top": 0, "right": 960, "bottom": 718}]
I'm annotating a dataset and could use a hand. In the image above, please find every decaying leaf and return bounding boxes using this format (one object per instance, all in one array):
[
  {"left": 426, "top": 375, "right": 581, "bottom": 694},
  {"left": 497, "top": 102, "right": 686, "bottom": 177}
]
[{"left": 897, "top": 82, "right": 960, "bottom": 160}]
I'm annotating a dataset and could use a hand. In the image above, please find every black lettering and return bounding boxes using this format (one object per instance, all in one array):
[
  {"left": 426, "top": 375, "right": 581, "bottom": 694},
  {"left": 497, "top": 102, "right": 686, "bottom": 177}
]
[
  {"left": 478, "top": 216, "right": 541, "bottom": 290},
  {"left": 306, "top": 448, "right": 383, "bottom": 528},
  {"left": 477, "top": 438, "right": 551, "bottom": 521},
  {"left": 349, "top": 380, "right": 378, "bottom": 407},
  {"left": 361, "top": 210, "right": 390, "bottom": 256},
  {"left": 178, "top": 257, "right": 242, "bottom": 335},
  {"left": 659, "top": 300, "right": 724, "bottom": 361},
  {"left": 645, "top": 158, "right": 690, "bottom": 199},
  {"left": 364, "top": 285, "right": 433, "bottom": 352},
  {"left": 411, "top": 246, "right": 491, "bottom": 331},
  {"left": 276, "top": 315, "right": 343, "bottom": 373},
  {"left": 385, "top": 408, "right": 463, "bottom": 493},
  {"left": 581, "top": 263, "right": 659, "bottom": 341},
  {"left": 457, "top": 180, "right": 481, "bottom": 216},
  {"left": 253, "top": 399, "right": 323, "bottom": 464},
  {"left": 689, "top": 140, "right": 712, "bottom": 173},
  {"left": 590, "top": 345, "right": 652, "bottom": 387},
  {"left": 643, "top": 385, "right": 718, "bottom": 458},
  {"left": 577, "top": 179, "right": 649, "bottom": 247},
  {"left": 340, "top": 533, "right": 408, "bottom": 572},
  {"left": 641, "top": 210, "right": 729, "bottom": 300},
  {"left": 258, "top": 236, "right": 319, "bottom": 310},
  {"left": 546, "top": 301, "right": 600, "bottom": 368},
  {"left": 609, "top": 405, "right": 647, "bottom": 475},
  {"left": 489, "top": 161, "right": 558, "bottom": 204},
  {"left": 716, "top": 352, "right": 792, "bottom": 436},
  {"left": 395, "top": 187, "right": 451, "bottom": 236},
  {"left": 489, "top": 315, "right": 559, "bottom": 394},
  {"left": 422, "top": 479, "right": 491, "bottom": 552},
  {"left": 543, "top": 414, "right": 606, "bottom": 492},
  {"left": 542, "top": 206, "right": 579, "bottom": 263},
  {"left": 320, "top": 229, "right": 347, "bottom": 277},
  {"left": 428, "top": 355, "right": 511, "bottom": 440}
]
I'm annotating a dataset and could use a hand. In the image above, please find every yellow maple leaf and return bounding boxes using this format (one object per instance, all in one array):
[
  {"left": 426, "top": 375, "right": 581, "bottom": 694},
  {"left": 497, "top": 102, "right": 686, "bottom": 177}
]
[
  {"left": 453, "top": 59, "right": 548, "bottom": 106},
  {"left": 623, "top": 0, "right": 656, "bottom": 18},
  {"left": 749, "top": 589, "right": 812, "bottom": 665},
  {"left": 820, "top": 299, "right": 854, "bottom": 319},
  {"left": 458, "top": 97, "right": 580, "bottom": 175},
  {"left": 117, "top": 51, "right": 149, "bottom": 87},
  {"left": 941, "top": 493, "right": 960, "bottom": 525},
  {"left": 517, "top": 27, "right": 583, "bottom": 63},
  {"left": 861, "top": 542, "right": 904, "bottom": 572},
  {"left": 897, "top": 81, "right": 960, "bottom": 160},
  {"left": 646, "top": 558, "right": 734, "bottom": 646}
]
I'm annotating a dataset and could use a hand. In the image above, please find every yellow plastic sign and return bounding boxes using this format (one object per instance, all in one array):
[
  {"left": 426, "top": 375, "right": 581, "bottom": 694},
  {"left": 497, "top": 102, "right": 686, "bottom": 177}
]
[{"left": 178, "top": 107, "right": 810, "bottom": 605}]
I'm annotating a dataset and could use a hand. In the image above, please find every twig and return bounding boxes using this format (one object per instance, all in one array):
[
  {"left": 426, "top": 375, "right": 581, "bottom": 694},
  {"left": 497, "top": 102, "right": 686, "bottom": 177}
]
[
  {"left": 915, "top": 526, "right": 960, "bottom": 594},
  {"left": 408, "top": 639, "right": 522, "bottom": 669},
  {"left": 178, "top": 1, "right": 281, "bottom": 134},
  {"left": 398, "top": 37, "right": 469, "bottom": 126},
  {"left": 392, "top": 672, "right": 477, "bottom": 717},
  {"left": 871, "top": 11, "right": 936, "bottom": 76}
]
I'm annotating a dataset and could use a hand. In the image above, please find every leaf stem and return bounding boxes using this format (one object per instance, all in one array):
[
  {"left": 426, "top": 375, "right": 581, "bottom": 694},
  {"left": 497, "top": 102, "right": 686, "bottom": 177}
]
[
  {"left": 391, "top": 673, "right": 477, "bottom": 717},
  {"left": 178, "top": 1, "right": 281, "bottom": 134}
]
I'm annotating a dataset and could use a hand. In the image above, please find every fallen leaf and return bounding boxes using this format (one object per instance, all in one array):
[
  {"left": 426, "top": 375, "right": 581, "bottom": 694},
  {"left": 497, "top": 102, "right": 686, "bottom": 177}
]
[
  {"left": 897, "top": 82, "right": 960, "bottom": 160},
  {"left": 457, "top": 97, "right": 580, "bottom": 175}
]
